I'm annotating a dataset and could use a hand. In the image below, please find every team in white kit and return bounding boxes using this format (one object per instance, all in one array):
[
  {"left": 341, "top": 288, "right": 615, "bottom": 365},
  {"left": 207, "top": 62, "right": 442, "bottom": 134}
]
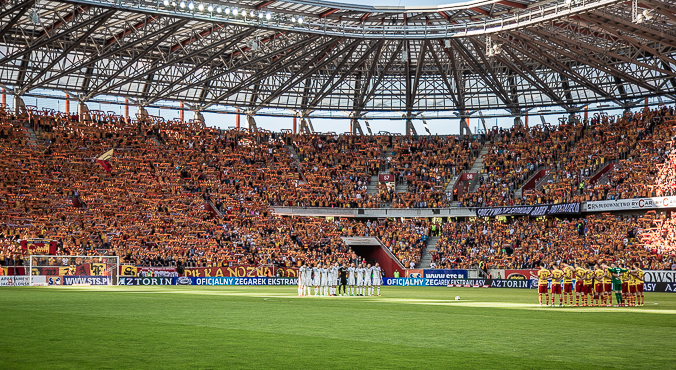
[{"left": 297, "top": 261, "right": 382, "bottom": 297}]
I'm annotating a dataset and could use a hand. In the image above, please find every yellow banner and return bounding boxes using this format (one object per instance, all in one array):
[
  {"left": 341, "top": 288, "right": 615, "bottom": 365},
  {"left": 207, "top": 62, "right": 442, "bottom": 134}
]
[{"left": 120, "top": 265, "right": 137, "bottom": 276}]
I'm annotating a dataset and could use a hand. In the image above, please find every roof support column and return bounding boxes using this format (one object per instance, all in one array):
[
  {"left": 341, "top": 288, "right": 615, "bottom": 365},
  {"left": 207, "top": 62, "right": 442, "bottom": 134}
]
[{"left": 78, "top": 101, "right": 90, "bottom": 122}]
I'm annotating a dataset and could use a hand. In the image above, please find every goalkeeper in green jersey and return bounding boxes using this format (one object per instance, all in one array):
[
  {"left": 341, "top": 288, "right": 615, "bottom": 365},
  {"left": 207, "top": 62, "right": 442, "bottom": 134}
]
[{"left": 608, "top": 263, "right": 628, "bottom": 306}]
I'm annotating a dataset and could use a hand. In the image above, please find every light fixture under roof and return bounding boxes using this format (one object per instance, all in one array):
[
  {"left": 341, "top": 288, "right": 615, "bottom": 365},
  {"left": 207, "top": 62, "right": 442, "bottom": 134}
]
[
  {"left": 265, "top": 12, "right": 271, "bottom": 20},
  {"left": 297, "top": 16, "right": 304, "bottom": 24},
  {"left": 197, "top": 3, "right": 204, "bottom": 11},
  {"left": 207, "top": 4, "right": 213, "bottom": 12},
  {"left": 187, "top": 1, "right": 194, "bottom": 10},
  {"left": 291, "top": 16, "right": 296, "bottom": 23},
  {"left": 162, "top": 0, "right": 169, "bottom": 6},
  {"left": 233, "top": 8, "right": 238, "bottom": 16},
  {"left": 179, "top": 1, "right": 185, "bottom": 8}
]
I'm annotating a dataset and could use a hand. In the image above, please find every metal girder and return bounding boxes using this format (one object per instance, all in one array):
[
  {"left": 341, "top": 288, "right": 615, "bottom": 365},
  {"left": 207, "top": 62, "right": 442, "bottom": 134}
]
[
  {"left": 359, "top": 40, "right": 404, "bottom": 111},
  {"left": 201, "top": 36, "right": 333, "bottom": 110},
  {"left": 354, "top": 40, "right": 385, "bottom": 114},
  {"left": 0, "top": 0, "right": 34, "bottom": 41},
  {"left": 145, "top": 28, "right": 255, "bottom": 104},
  {"left": 38, "top": 17, "right": 187, "bottom": 87},
  {"left": 530, "top": 26, "right": 676, "bottom": 80},
  {"left": 21, "top": 9, "right": 115, "bottom": 93},
  {"left": 577, "top": 17, "right": 676, "bottom": 74},
  {"left": 169, "top": 35, "right": 321, "bottom": 108},
  {"left": 303, "top": 40, "right": 368, "bottom": 112},
  {"left": 494, "top": 38, "right": 570, "bottom": 110},
  {"left": 251, "top": 38, "right": 354, "bottom": 111},
  {"left": 0, "top": 5, "right": 105, "bottom": 66},
  {"left": 451, "top": 38, "right": 514, "bottom": 111},
  {"left": 505, "top": 31, "right": 626, "bottom": 106},
  {"left": 428, "top": 40, "right": 460, "bottom": 108},
  {"left": 408, "top": 38, "right": 427, "bottom": 114},
  {"left": 526, "top": 28, "right": 662, "bottom": 96},
  {"left": 86, "top": 21, "right": 188, "bottom": 98}
]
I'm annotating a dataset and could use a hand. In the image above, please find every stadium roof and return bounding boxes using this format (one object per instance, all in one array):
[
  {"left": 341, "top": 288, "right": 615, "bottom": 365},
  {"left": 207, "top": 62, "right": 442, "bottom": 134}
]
[{"left": 0, "top": 0, "right": 675, "bottom": 122}]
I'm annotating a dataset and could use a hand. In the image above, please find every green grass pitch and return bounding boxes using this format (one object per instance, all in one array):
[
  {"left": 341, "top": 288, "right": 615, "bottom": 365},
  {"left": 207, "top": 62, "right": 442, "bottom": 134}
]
[{"left": 1, "top": 286, "right": 675, "bottom": 369}]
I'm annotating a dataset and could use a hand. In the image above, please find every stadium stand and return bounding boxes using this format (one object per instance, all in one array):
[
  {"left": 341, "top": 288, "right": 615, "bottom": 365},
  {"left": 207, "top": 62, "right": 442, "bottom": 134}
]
[{"left": 0, "top": 105, "right": 675, "bottom": 272}]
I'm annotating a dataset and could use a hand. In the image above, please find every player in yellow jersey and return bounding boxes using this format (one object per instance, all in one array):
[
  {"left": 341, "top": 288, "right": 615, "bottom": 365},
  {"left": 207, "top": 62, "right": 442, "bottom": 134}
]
[
  {"left": 574, "top": 262, "right": 586, "bottom": 306},
  {"left": 583, "top": 264, "right": 594, "bottom": 307},
  {"left": 626, "top": 264, "right": 637, "bottom": 307},
  {"left": 620, "top": 263, "right": 631, "bottom": 307},
  {"left": 593, "top": 264, "right": 606, "bottom": 307},
  {"left": 562, "top": 262, "right": 575, "bottom": 306},
  {"left": 537, "top": 263, "right": 551, "bottom": 306},
  {"left": 550, "top": 264, "right": 564, "bottom": 307},
  {"left": 633, "top": 262, "right": 645, "bottom": 306}
]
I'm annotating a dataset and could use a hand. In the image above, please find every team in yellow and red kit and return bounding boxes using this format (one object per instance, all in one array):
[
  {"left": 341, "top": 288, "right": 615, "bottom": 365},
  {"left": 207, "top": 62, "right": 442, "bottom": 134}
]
[{"left": 536, "top": 261, "right": 645, "bottom": 307}]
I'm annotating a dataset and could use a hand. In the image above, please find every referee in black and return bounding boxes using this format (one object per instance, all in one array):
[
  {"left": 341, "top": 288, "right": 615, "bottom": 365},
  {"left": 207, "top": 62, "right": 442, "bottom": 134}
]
[{"left": 338, "top": 262, "right": 348, "bottom": 296}]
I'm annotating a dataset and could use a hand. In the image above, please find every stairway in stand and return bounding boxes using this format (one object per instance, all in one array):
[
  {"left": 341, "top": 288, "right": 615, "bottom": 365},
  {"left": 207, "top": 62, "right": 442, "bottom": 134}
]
[
  {"left": 419, "top": 236, "right": 440, "bottom": 269},
  {"left": 22, "top": 123, "right": 38, "bottom": 148}
]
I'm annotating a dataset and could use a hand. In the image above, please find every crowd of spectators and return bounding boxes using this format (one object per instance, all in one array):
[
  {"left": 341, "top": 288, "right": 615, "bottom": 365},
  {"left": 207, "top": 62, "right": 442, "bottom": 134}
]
[{"left": 0, "top": 103, "right": 675, "bottom": 272}]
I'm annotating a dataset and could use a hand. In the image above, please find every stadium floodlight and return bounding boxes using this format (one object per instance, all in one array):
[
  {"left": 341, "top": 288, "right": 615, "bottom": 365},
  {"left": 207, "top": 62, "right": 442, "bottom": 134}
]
[
  {"left": 250, "top": 10, "right": 255, "bottom": 17},
  {"left": 207, "top": 4, "right": 213, "bottom": 12},
  {"left": 265, "top": 12, "right": 271, "bottom": 20},
  {"left": 179, "top": 1, "right": 185, "bottom": 8},
  {"left": 291, "top": 16, "right": 296, "bottom": 23},
  {"left": 198, "top": 3, "right": 204, "bottom": 11},
  {"left": 297, "top": 16, "right": 304, "bottom": 24},
  {"left": 188, "top": 2, "right": 194, "bottom": 10},
  {"left": 163, "top": 0, "right": 169, "bottom": 6},
  {"left": 259, "top": 12, "right": 264, "bottom": 19},
  {"left": 233, "top": 8, "right": 238, "bottom": 16}
]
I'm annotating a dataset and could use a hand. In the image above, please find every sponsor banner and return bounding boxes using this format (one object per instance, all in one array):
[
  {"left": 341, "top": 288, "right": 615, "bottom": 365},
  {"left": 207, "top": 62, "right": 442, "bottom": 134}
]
[
  {"left": 118, "top": 277, "right": 174, "bottom": 286},
  {"left": 20, "top": 239, "right": 58, "bottom": 255},
  {"left": 379, "top": 174, "right": 395, "bottom": 182},
  {"left": 445, "top": 279, "right": 534, "bottom": 289},
  {"left": 48, "top": 276, "right": 62, "bottom": 285},
  {"left": 406, "top": 269, "right": 424, "bottom": 278},
  {"left": 183, "top": 265, "right": 298, "bottom": 278},
  {"left": 383, "top": 278, "right": 461, "bottom": 287},
  {"left": 0, "top": 276, "right": 30, "bottom": 286},
  {"left": 422, "top": 269, "right": 467, "bottom": 279},
  {"left": 585, "top": 196, "right": 676, "bottom": 212},
  {"left": 187, "top": 277, "right": 297, "bottom": 286},
  {"left": 384, "top": 278, "right": 533, "bottom": 288},
  {"left": 62, "top": 276, "right": 111, "bottom": 286},
  {"left": 643, "top": 270, "right": 676, "bottom": 283},
  {"left": 504, "top": 269, "right": 539, "bottom": 280},
  {"left": 643, "top": 282, "right": 676, "bottom": 293},
  {"left": 476, "top": 203, "right": 580, "bottom": 217}
]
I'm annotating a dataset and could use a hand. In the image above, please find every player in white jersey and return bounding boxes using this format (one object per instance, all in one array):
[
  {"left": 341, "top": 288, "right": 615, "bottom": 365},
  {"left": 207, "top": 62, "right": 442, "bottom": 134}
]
[
  {"left": 347, "top": 263, "right": 356, "bottom": 296},
  {"left": 356, "top": 263, "right": 365, "bottom": 296},
  {"left": 304, "top": 263, "right": 313, "bottom": 296},
  {"left": 330, "top": 262, "right": 339, "bottom": 296},
  {"left": 298, "top": 264, "right": 306, "bottom": 296},
  {"left": 320, "top": 263, "right": 330, "bottom": 296},
  {"left": 372, "top": 262, "right": 382, "bottom": 296},
  {"left": 364, "top": 263, "right": 373, "bottom": 296},
  {"left": 312, "top": 263, "right": 321, "bottom": 296}
]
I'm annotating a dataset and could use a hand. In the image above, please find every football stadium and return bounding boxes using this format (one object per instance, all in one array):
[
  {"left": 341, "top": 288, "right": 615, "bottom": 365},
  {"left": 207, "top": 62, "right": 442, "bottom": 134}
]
[{"left": 1, "top": 0, "right": 676, "bottom": 367}]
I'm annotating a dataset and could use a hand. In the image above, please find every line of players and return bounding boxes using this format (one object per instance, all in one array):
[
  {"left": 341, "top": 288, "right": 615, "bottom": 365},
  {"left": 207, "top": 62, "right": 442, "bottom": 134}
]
[
  {"left": 298, "top": 262, "right": 382, "bottom": 297},
  {"left": 537, "top": 261, "right": 645, "bottom": 307}
]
